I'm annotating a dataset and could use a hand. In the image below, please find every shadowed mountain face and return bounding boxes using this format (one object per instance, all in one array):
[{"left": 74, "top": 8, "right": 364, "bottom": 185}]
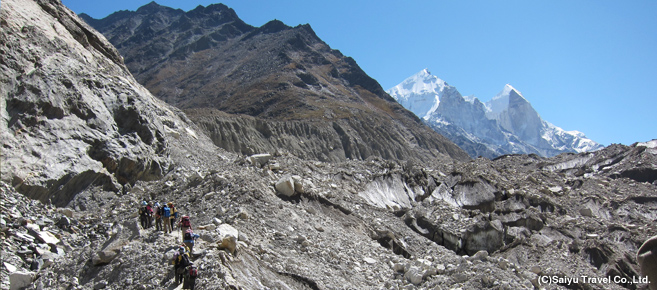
[{"left": 81, "top": 3, "right": 470, "bottom": 162}]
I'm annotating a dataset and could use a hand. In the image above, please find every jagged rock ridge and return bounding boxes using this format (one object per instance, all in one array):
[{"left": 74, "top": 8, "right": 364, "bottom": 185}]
[
  {"left": 388, "top": 69, "right": 604, "bottom": 159},
  {"left": 80, "top": 3, "right": 470, "bottom": 163}
]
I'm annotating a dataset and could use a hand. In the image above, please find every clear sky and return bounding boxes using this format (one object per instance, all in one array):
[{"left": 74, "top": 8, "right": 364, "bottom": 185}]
[{"left": 62, "top": 0, "right": 656, "bottom": 146}]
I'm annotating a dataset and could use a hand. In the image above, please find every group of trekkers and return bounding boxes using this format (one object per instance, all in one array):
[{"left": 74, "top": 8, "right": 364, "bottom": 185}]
[
  {"left": 138, "top": 201, "right": 176, "bottom": 233},
  {"left": 138, "top": 201, "right": 200, "bottom": 289}
]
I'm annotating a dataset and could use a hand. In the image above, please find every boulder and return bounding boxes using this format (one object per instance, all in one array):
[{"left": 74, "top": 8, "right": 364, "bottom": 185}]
[
  {"left": 580, "top": 207, "right": 594, "bottom": 217},
  {"left": 275, "top": 175, "right": 296, "bottom": 197},
  {"left": 404, "top": 266, "right": 424, "bottom": 285},
  {"left": 4, "top": 262, "right": 17, "bottom": 273},
  {"left": 92, "top": 247, "right": 121, "bottom": 266},
  {"left": 217, "top": 224, "right": 239, "bottom": 254},
  {"left": 249, "top": 154, "right": 272, "bottom": 168},
  {"left": 637, "top": 235, "right": 657, "bottom": 290},
  {"left": 292, "top": 175, "right": 313, "bottom": 194},
  {"left": 363, "top": 257, "right": 377, "bottom": 265},
  {"left": 33, "top": 230, "right": 60, "bottom": 245},
  {"left": 10, "top": 271, "right": 35, "bottom": 290},
  {"left": 199, "top": 224, "right": 217, "bottom": 231}
]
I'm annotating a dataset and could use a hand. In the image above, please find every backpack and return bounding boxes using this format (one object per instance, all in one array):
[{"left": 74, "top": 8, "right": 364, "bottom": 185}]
[
  {"left": 140, "top": 206, "right": 148, "bottom": 216},
  {"left": 184, "top": 231, "right": 192, "bottom": 241},
  {"left": 188, "top": 265, "right": 198, "bottom": 277},
  {"left": 178, "top": 253, "right": 190, "bottom": 267},
  {"left": 181, "top": 216, "right": 191, "bottom": 227},
  {"left": 172, "top": 207, "right": 178, "bottom": 218},
  {"left": 163, "top": 206, "right": 171, "bottom": 218}
]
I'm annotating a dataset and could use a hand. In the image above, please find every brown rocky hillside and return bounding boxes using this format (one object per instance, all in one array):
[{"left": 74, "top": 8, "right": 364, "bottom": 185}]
[{"left": 80, "top": 3, "right": 470, "bottom": 163}]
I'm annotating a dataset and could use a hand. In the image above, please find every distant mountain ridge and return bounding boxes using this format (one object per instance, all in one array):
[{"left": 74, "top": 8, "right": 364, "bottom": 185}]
[
  {"left": 80, "top": 3, "right": 470, "bottom": 162},
  {"left": 388, "top": 69, "right": 603, "bottom": 158}
]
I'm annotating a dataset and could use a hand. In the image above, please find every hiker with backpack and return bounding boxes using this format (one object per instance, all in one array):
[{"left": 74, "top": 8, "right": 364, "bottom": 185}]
[
  {"left": 172, "top": 245, "right": 191, "bottom": 285},
  {"left": 162, "top": 203, "right": 172, "bottom": 233},
  {"left": 183, "top": 229, "right": 200, "bottom": 253},
  {"left": 154, "top": 202, "right": 162, "bottom": 231},
  {"left": 146, "top": 202, "right": 154, "bottom": 228},
  {"left": 179, "top": 215, "right": 192, "bottom": 240},
  {"left": 138, "top": 201, "right": 149, "bottom": 229},
  {"left": 183, "top": 263, "right": 198, "bottom": 290},
  {"left": 169, "top": 202, "right": 178, "bottom": 233}
]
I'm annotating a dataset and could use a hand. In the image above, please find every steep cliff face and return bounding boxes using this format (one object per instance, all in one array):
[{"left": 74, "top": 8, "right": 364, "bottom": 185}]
[
  {"left": 81, "top": 3, "right": 470, "bottom": 163},
  {"left": 0, "top": 0, "right": 215, "bottom": 206}
]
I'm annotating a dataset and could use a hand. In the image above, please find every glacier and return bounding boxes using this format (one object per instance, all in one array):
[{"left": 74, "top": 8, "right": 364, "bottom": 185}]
[{"left": 387, "top": 69, "right": 603, "bottom": 158}]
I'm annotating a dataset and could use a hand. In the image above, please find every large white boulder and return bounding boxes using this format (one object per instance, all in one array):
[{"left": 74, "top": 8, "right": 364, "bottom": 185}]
[
  {"left": 275, "top": 175, "right": 296, "bottom": 197},
  {"left": 217, "top": 224, "right": 239, "bottom": 254},
  {"left": 249, "top": 153, "right": 272, "bottom": 168}
]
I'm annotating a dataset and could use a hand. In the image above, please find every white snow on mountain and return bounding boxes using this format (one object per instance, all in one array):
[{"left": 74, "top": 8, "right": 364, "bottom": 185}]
[
  {"left": 388, "top": 69, "right": 445, "bottom": 119},
  {"left": 484, "top": 84, "right": 518, "bottom": 120},
  {"left": 387, "top": 69, "right": 604, "bottom": 158}
]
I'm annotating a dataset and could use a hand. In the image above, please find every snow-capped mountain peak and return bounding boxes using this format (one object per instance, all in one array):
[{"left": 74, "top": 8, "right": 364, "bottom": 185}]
[
  {"left": 484, "top": 84, "right": 526, "bottom": 119},
  {"left": 387, "top": 69, "right": 448, "bottom": 119},
  {"left": 388, "top": 69, "right": 604, "bottom": 158}
]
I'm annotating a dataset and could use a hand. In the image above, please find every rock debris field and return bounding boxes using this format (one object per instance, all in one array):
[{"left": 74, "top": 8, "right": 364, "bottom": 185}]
[{"left": 2, "top": 141, "right": 657, "bottom": 289}]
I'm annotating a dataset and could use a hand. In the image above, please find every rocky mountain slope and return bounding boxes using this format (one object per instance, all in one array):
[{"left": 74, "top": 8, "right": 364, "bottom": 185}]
[
  {"left": 0, "top": 0, "right": 221, "bottom": 207},
  {"left": 388, "top": 69, "right": 603, "bottom": 159},
  {"left": 2, "top": 1, "right": 657, "bottom": 290},
  {"left": 80, "top": 3, "right": 469, "bottom": 163}
]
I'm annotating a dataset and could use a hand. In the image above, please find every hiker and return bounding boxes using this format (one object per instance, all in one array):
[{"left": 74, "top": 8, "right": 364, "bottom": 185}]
[
  {"left": 146, "top": 202, "right": 154, "bottom": 228},
  {"left": 154, "top": 202, "right": 162, "bottom": 231},
  {"left": 183, "top": 229, "right": 200, "bottom": 253},
  {"left": 172, "top": 245, "right": 191, "bottom": 285},
  {"left": 183, "top": 263, "right": 198, "bottom": 290},
  {"left": 138, "top": 201, "right": 149, "bottom": 229},
  {"left": 179, "top": 215, "right": 192, "bottom": 240},
  {"left": 162, "top": 203, "right": 172, "bottom": 233},
  {"left": 169, "top": 202, "right": 178, "bottom": 233}
]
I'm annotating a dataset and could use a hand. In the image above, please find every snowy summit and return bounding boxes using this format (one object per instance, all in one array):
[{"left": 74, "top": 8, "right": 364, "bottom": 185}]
[
  {"left": 387, "top": 69, "right": 604, "bottom": 158},
  {"left": 387, "top": 69, "right": 446, "bottom": 119}
]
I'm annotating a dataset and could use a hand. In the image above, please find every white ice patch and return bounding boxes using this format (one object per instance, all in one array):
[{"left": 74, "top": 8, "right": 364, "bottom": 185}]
[
  {"left": 358, "top": 174, "right": 415, "bottom": 210},
  {"left": 637, "top": 140, "right": 657, "bottom": 149}
]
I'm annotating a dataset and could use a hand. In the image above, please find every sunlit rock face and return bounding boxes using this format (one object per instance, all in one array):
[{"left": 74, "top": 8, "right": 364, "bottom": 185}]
[{"left": 0, "top": 0, "right": 210, "bottom": 206}]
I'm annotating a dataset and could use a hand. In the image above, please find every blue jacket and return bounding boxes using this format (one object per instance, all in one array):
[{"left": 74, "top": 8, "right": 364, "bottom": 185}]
[{"left": 184, "top": 233, "right": 200, "bottom": 244}]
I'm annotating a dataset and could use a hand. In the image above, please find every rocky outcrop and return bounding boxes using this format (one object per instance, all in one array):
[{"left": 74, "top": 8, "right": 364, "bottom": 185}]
[{"left": 0, "top": 0, "right": 219, "bottom": 206}]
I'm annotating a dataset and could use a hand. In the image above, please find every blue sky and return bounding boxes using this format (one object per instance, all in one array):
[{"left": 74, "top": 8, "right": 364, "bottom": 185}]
[{"left": 63, "top": 0, "right": 656, "bottom": 146}]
